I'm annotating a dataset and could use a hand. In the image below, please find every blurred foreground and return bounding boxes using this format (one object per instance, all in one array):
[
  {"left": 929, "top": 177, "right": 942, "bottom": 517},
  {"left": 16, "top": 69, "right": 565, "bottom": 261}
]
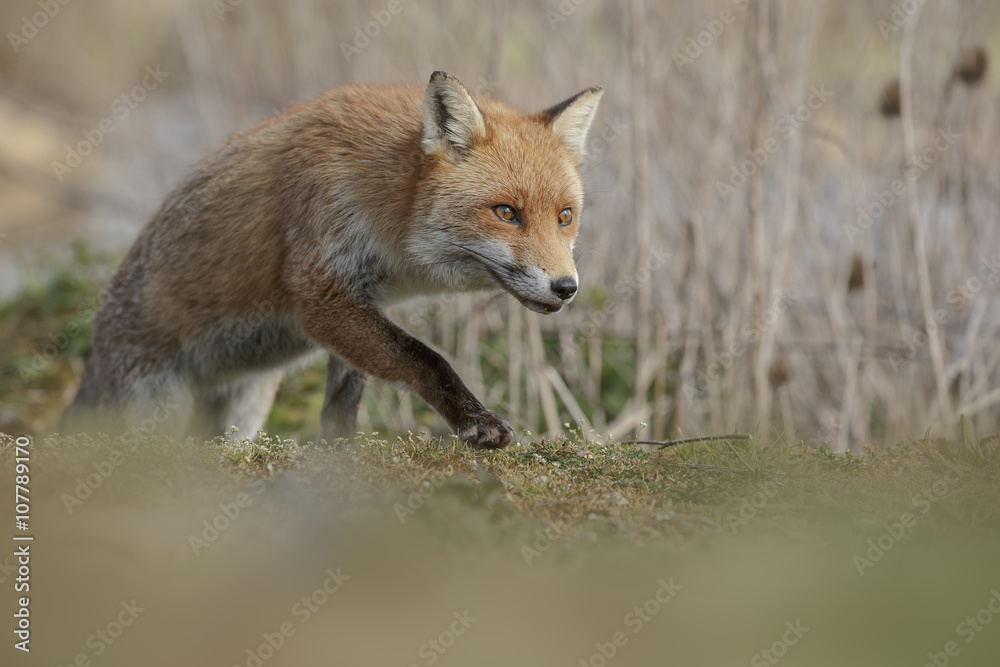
[{"left": 2, "top": 429, "right": 999, "bottom": 666}]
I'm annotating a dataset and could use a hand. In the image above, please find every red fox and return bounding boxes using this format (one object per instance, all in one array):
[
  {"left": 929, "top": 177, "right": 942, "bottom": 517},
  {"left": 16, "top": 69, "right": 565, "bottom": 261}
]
[{"left": 63, "top": 72, "right": 603, "bottom": 449}]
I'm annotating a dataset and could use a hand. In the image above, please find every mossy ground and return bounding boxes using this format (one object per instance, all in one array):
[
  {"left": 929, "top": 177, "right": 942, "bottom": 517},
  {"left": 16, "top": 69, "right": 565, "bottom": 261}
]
[{"left": 3, "top": 428, "right": 1000, "bottom": 666}]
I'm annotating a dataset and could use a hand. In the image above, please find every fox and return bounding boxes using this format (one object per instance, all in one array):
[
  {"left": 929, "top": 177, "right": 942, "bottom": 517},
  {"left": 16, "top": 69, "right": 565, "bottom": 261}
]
[{"left": 62, "top": 71, "right": 603, "bottom": 449}]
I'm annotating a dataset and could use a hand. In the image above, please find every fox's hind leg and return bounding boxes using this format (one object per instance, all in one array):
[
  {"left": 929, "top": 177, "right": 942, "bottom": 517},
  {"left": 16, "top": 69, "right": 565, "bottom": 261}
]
[
  {"left": 63, "top": 358, "right": 199, "bottom": 438},
  {"left": 60, "top": 356, "right": 103, "bottom": 434},
  {"left": 320, "top": 353, "right": 366, "bottom": 445},
  {"left": 205, "top": 369, "right": 285, "bottom": 439}
]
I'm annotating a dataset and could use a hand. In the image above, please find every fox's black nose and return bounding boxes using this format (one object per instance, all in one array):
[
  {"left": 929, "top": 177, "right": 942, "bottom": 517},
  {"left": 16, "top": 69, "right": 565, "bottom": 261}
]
[{"left": 551, "top": 277, "right": 578, "bottom": 301}]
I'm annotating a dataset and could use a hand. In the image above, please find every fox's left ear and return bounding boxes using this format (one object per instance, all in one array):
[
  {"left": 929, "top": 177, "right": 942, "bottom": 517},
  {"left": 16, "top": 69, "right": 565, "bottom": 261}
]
[
  {"left": 422, "top": 71, "right": 486, "bottom": 158},
  {"left": 541, "top": 86, "right": 604, "bottom": 162}
]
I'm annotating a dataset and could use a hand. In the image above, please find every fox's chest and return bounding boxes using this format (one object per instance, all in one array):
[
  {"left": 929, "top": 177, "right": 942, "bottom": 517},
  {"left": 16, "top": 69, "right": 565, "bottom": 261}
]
[
  {"left": 376, "top": 265, "right": 495, "bottom": 307},
  {"left": 321, "top": 218, "right": 495, "bottom": 305}
]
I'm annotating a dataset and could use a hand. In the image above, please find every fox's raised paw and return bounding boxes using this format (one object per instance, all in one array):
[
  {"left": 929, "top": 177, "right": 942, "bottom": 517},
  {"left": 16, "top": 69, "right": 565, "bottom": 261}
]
[{"left": 458, "top": 410, "right": 513, "bottom": 450}]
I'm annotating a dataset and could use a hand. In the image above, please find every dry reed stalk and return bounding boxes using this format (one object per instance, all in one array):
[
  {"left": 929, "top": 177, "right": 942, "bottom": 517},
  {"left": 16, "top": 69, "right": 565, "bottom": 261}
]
[
  {"left": 604, "top": 402, "right": 652, "bottom": 444},
  {"left": 629, "top": 0, "right": 654, "bottom": 418},
  {"left": 507, "top": 301, "right": 523, "bottom": 425},
  {"left": 898, "top": 5, "right": 954, "bottom": 425},
  {"left": 458, "top": 295, "right": 484, "bottom": 399},
  {"left": 836, "top": 337, "right": 863, "bottom": 452},
  {"left": 527, "top": 312, "right": 559, "bottom": 436},
  {"left": 757, "top": 5, "right": 820, "bottom": 441},
  {"left": 556, "top": 315, "right": 583, "bottom": 397},
  {"left": 671, "top": 222, "right": 697, "bottom": 436},
  {"left": 745, "top": 0, "right": 769, "bottom": 435},
  {"left": 778, "top": 383, "right": 796, "bottom": 445},
  {"left": 587, "top": 331, "right": 605, "bottom": 431},
  {"left": 544, "top": 366, "right": 589, "bottom": 441},
  {"left": 652, "top": 320, "right": 669, "bottom": 440},
  {"left": 691, "top": 209, "right": 716, "bottom": 435}
]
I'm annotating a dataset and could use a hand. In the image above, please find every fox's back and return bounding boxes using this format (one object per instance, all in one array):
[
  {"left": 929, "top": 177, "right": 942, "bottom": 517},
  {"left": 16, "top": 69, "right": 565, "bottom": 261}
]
[{"left": 103, "top": 85, "right": 431, "bottom": 335}]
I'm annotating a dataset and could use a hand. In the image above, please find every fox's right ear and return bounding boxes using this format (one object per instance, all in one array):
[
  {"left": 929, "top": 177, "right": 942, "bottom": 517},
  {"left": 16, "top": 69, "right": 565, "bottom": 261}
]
[
  {"left": 422, "top": 71, "right": 486, "bottom": 158},
  {"left": 542, "top": 86, "right": 604, "bottom": 162}
]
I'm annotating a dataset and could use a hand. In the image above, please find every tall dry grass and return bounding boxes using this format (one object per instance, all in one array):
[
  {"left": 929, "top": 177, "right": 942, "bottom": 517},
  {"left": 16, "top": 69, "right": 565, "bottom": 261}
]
[{"left": 1, "top": 0, "right": 998, "bottom": 447}]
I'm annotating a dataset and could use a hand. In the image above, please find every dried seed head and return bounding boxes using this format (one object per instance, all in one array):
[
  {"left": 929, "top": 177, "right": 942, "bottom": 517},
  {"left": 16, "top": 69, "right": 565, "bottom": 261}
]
[
  {"left": 848, "top": 255, "right": 864, "bottom": 292},
  {"left": 954, "top": 47, "right": 988, "bottom": 85},
  {"left": 768, "top": 358, "right": 791, "bottom": 389},
  {"left": 880, "top": 79, "right": 901, "bottom": 117}
]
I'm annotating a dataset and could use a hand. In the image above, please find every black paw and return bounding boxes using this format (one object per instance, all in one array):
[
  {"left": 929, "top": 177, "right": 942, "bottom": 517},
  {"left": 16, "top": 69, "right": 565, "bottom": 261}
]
[{"left": 457, "top": 410, "right": 513, "bottom": 449}]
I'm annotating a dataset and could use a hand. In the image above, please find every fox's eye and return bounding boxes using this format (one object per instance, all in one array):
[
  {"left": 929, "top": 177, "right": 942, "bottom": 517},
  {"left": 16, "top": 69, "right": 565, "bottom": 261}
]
[
  {"left": 493, "top": 204, "right": 518, "bottom": 223},
  {"left": 558, "top": 208, "right": 573, "bottom": 226}
]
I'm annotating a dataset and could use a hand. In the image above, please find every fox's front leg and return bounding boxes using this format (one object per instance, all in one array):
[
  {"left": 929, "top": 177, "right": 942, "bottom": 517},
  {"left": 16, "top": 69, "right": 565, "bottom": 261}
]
[
  {"left": 300, "top": 296, "right": 513, "bottom": 449},
  {"left": 320, "top": 353, "right": 366, "bottom": 444}
]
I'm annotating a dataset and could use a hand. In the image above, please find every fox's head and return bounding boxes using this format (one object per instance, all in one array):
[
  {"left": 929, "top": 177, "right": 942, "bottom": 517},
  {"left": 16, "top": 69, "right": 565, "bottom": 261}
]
[{"left": 412, "top": 71, "right": 603, "bottom": 313}]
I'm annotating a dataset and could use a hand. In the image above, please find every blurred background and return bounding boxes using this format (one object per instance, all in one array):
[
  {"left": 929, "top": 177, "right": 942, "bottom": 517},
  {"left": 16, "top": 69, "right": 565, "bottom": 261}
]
[
  {"left": 1, "top": 0, "right": 999, "bottom": 448},
  {"left": 3, "top": 4, "right": 1000, "bottom": 666}
]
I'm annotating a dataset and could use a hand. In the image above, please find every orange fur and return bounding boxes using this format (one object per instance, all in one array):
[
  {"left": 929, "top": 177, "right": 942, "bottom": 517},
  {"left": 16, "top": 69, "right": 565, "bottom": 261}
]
[{"left": 63, "top": 72, "right": 603, "bottom": 448}]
